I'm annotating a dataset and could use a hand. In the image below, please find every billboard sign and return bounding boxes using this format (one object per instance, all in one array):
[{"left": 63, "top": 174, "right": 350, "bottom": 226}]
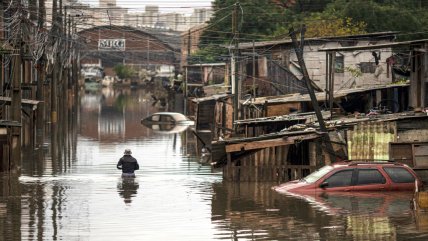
[{"left": 98, "top": 39, "right": 126, "bottom": 51}]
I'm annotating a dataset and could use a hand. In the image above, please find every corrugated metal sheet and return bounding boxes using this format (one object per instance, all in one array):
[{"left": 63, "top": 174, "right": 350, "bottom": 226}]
[{"left": 347, "top": 122, "right": 397, "bottom": 160}]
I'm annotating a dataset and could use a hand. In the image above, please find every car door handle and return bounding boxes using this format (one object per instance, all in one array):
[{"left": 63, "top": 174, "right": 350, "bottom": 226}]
[
  {"left": 380, "top": 187, "right": 385, "bottom": 191},
  {"left": 344, "top": 189, "right": 351, "bottom": 192}
]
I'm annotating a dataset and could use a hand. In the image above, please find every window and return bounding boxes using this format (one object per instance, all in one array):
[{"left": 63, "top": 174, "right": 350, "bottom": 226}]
[
  {"left": 246, "top": 58, "right": 259, "bottom": 77},
  {"left": 324, "top": 170, "right": 353, "bottom": 188},
  {"left": 384, "top": 167, "right": 415, "bottom": 183},
  {"left": 359, "top": 62, "right": 376, "bottom": 73},
  {"left": 303, "top": 165, "right": 334, "bottom": 183},
  {"left": 159, "top": 115, "right": 174, "bottom": 122},
  {"left": 356, "top": 169, "right": 386, "bottom": 185},
  {"left": 151, "top": 115, "right": 160, "bottom": 121},
  {"left": 335, "top": 55, "right": 344, "bottom": 73}
]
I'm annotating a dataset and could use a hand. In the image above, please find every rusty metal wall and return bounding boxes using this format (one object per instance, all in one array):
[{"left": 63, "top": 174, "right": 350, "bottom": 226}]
[{"left": 347, "top": 121, "right": 397, "bottom": 161}]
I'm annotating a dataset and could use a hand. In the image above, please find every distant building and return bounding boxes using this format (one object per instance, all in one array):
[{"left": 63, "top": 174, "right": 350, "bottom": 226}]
[
  {"left": 192, "top": 8, "right": 213, "bottom": 24},
  {"left": 99, "top": 0, "right": 117, "bottom": 7},
  {"left": 77, "top": 25, "right": 181, "bottom": 81},
  {"left": 124, "top": 7, "right": 212, "bottom": 31},
  {"left": 44, "top": 2, "right": 212, "bottom": 32},
  {"left": 180, "top": 24, "right": 208, "bottom": 69}
]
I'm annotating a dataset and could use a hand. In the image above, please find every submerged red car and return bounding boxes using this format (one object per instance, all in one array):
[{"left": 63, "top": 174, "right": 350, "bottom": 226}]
[{"left": 273, "top": 162, "right": 421, "bottom": 194}]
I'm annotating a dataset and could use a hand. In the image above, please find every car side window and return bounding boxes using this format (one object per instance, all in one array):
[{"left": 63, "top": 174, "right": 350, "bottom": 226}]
[
  {"left": 323, "top": 170, "right": 353, "bottom": 188},
  {"left": 159, "top": 115, "right": 174, "bottom": 122},
  {"left": 151, "top": 115, "right": 160, "bottom": 121},
  {"left": 356, "top": 169, "right": 386, "bottom": 185},
  {"left": 383, "top": 167, "right": 415, "bottom": 183}
]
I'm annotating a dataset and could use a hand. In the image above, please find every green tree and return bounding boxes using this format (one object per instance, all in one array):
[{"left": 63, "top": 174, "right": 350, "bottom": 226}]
[
  {"left": 197, "top": 0, "right": 289, "bottom": 62},
  {"left": 285, "top": 0, "right": 333, "bottom": 13},
  {"left": 189, "top": 45, "right": 229, "bottom": 64},
  {"left": 196, "top": 0, "right": 428, "bottom": 62},
  {"left": 113, "top": 64, "right": 136, "bottom": 80},
  {"left": 200, "top": 0, "right": 287, "bottom": 46},
  {"left": 326, "top": 0, "right": 428, "bottom": 40}
]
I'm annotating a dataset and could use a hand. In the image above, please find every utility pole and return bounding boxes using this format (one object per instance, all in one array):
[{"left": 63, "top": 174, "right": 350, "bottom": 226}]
[
  {"left": 36, "top": 0, "right": 46, "bottom": 147},
  {"left": 289, "top": 26, "right": 336, "bottom": 165},
  {"left": 252, "top": 40, "right": 256, "bottom": 100},
  {"left": 50, "top": 0, "right": 60, "bottom": 161},
  {"left": 10, "top": 1, "right": 23, "bottom": 173},
  {"left": 72, "top": 17, "right": 79, "bottom": 105},
  {"left": 184, "top": 29, "right": 191, "bottom": 115},
  {"left": 0, "top": 1, "right": 4, "bottom": 89},
  {"left": 232, "top": 2, "right": 240, "bottom": 123}
]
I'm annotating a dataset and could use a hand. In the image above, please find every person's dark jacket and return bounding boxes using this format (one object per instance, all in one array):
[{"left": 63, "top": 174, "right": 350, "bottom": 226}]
[{"left": 117, "top": 155, "right": 139, "bottom": 173}]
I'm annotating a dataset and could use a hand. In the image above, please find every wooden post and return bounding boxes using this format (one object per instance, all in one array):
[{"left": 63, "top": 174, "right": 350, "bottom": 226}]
[
  {"left": 10, "top": 1, "right": 23, "bottom": 173},
  {"left": 325, "top": 52, "right": 329, "bottom": 105},
  {"left": 252, "top": 40, "right": 256, "bottom": 99},
  {"left": 232, "top": 2, "right": 240, "bottom": 124},
  {"left": 329, "top": 52, "right": 335, "bottom": 112}
]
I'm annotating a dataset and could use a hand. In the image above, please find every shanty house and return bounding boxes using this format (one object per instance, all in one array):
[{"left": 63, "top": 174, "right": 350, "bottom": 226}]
[
  {"left": 221, "top": 38, "right": 428, "bottom": 182},
  {"left": 234, "top": 32, "right": 398, "bottom": 98}
]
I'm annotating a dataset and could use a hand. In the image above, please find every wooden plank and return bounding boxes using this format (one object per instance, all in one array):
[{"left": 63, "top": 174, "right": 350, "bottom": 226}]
[
  {"left": 0, "top": 96, "right": 41, "bottom": 106},
  {"left": 266, "top": 102, "right": 301, "bottom": 117},
  {"left": 225, "top": 133, "right": 319, "bottom": 152},
  {"left": 415, "top": 144, "right": 428, "bottom": 155}
]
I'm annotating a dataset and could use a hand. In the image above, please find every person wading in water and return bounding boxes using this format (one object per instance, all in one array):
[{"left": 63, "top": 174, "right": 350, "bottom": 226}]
[{"left": 117, "top": 149, "right": 139, "bottom": 177}]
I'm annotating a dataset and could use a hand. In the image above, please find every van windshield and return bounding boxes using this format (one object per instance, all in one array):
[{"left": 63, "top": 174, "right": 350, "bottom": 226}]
[{"left": 303, "top": 165, "right": 334, "bottom": 183}]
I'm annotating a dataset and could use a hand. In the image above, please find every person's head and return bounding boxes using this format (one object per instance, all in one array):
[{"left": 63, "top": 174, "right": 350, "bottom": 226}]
[{"left": 124, "top": 149, "right": 132, "bottom": 155}]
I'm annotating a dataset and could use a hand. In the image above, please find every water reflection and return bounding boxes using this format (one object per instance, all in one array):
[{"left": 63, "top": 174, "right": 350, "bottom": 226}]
[
  {"left": 0, "top": 175, "right": 21, "bottom": 241},
  {"left": 281, "top": 191, "right": 414, "bottom": 216},
  {"left": 141, "top": 123, "right": 190, "bottom": 134},
  {"left": 210, "top": 182, "right": 428, "bottom": 240},
  {"left": 117, "top": 178, "right": 140, "bottom": 205},
  {"left": 3, "top": 87, "right": 428, "bottom": 240}
]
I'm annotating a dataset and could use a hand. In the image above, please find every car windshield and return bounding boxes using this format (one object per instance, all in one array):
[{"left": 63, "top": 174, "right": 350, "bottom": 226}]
[{"left": 303, "top": 165, "right": 334, "bottom": 183}]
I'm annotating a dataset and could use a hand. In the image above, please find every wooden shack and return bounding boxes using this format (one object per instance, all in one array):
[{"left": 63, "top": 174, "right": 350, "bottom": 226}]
[
  {"left": 222, "top": 112, "right": 428, "bottom": 182},
  {"left": 219, "top": 38, "right": 428, "bottom": 182},
  {"left": 188, "top": 94, "right": 233, "bottom": 158},
  {"left": 241, "top": 83, "right": 409, "bottom": 130},
  {"left": 235, "top": 32, "right": 397, "bottom": 97}
]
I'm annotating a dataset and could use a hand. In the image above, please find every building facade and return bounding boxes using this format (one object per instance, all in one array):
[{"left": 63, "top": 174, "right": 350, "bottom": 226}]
[{"left": 77, "top": 25, "right": 181, "bottom": 82}]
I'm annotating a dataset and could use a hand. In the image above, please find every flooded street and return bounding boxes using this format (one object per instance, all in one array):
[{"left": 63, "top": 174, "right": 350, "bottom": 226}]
[{"left": 1, "top": 88, "right": 428, "bottom": 240}]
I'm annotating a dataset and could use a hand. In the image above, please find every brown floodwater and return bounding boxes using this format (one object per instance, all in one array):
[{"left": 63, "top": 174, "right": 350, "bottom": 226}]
[{"left": 1, "top": 87, "right": 428, "bottom": 240}]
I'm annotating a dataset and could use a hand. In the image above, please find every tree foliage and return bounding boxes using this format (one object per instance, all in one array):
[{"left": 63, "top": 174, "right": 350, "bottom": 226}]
[
  {"left": 326, "top": 0, "right": 428, "bottom": 40},
  {"left": 113, "top": 64, "right": 136, "bottom": 80},
  {"left": 196, "top": 0, "right": 428, "bottom": 61},
  {"left": 189, "top": 45, "right": 229, "bottom": 64},
  {"left": 305, "top": 16, "right": 366, "bottom": 38},
  {"left": 200, "top": 0, "right": 288, "bottom": 46}
]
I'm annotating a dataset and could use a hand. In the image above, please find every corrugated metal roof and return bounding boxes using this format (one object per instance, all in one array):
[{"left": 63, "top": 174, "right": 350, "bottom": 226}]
[
  {"left": 319, "top": 38, "right": 428, "bottom": 52},
  {"left": 78, "top": 25, "right": 181, "bottom": 51},
  {"left": 191, "top": 94, "right": 232, "bottom": 103},
  {"left": 231, "top": 31, "right": 398, "bottom": 50},
  {"left": 243, "top": 83, "right": 409, "bottom": 105},
  {"left": 184, "top": 63, "right": 226, "bottom": 67},
  {"left": 235, "top": 111, "right": 331, "bottom": 125},
  {"left": 223, "top": 112, "right": 428, "bottom": 145}
]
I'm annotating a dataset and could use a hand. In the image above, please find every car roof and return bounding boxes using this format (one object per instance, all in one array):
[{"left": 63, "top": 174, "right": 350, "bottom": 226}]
[{"left": 332, "top": 161, "right": 409, "bottom": 168}]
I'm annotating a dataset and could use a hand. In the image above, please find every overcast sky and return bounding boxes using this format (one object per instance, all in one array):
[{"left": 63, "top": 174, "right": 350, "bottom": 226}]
[{"left": 80, "top": 0, "right": 214, "bottom": 13}]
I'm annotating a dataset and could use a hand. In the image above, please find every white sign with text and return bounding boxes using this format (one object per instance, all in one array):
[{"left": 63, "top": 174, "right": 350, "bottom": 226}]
[{"left": 98, "top": 39, "right": 126, "bottom": 51}]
